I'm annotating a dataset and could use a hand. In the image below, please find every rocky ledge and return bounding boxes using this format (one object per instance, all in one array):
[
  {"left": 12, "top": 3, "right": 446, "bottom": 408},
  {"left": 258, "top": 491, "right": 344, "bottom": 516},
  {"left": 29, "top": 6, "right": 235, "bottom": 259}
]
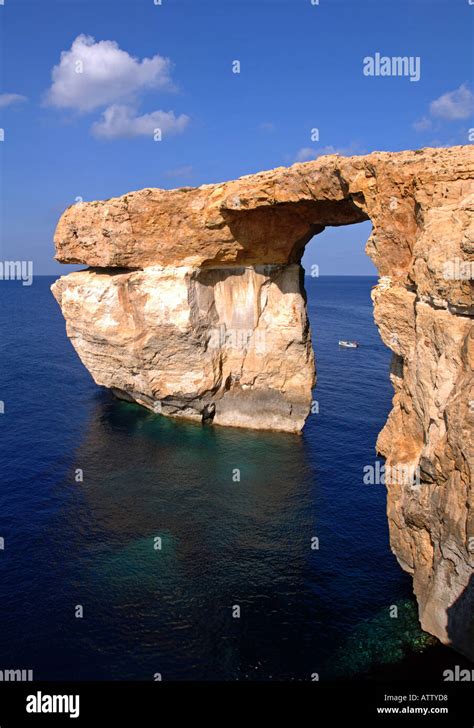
[{"left": 52, "top": 146, "right": 473, "bottom": 660}]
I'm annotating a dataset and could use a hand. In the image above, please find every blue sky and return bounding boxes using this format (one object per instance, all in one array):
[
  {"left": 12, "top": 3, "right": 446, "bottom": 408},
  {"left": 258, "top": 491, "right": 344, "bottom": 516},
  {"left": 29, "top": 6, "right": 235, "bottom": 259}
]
[{"left": 0, "top": 0, "right": 472, "bottom": 274}]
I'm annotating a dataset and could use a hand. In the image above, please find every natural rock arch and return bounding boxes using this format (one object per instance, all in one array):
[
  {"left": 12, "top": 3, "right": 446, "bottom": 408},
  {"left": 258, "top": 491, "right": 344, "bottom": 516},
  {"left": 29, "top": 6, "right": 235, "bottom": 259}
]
[{"left": 52, "top": 146, "right": 473, "bottom": 660}]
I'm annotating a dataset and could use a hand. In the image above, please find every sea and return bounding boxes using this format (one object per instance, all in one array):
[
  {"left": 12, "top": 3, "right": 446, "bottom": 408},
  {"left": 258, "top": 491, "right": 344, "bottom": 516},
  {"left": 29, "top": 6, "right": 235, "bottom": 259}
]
[{"left": 0, "top": 275, "right": 467, "bottom": 681}]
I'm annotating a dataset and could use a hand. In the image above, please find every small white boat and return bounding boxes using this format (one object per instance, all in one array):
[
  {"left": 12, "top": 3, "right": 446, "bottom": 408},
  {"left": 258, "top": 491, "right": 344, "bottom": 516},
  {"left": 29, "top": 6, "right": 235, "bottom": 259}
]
[{"left": 339, "top": 340, "right": 359, "bottom": 348}]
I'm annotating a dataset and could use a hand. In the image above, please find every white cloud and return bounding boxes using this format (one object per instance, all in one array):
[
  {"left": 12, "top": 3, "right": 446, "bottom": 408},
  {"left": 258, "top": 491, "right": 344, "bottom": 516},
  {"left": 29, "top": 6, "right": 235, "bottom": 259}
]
[
  {"left": 0, "top": 93, "right": 27, "bottom": 108},
  {"left": 429, "top": 84, "right": 474, "bottom": 120},
  {"left": 412, "top": 116, "right": 432, "bottom": 132},
  {"left": 295, "top": 147, "right": 317, "bottom": 162},
  {"left": 45, "top": 34, "right": 173, "bottom": 112},
  {"left": 314, "top": 145, "right": 340, "bottom": 157},
  {"left": 91, "top": 104, "right": 189, "bottom": 140},
  {"left": 315, "top": 143, "right": 365, "bottom": 158},
  {"left": 44, "top": 35, "right": 190, "bottom": 142},
  {"left": 295, "top": 143, "right": 363, "bottom": 162}
]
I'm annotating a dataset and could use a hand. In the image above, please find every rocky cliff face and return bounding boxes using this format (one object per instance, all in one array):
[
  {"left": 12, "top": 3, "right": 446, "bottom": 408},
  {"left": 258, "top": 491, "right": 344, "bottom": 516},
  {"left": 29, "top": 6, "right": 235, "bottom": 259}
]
[
  {"left": 52, "top": 263, "right": 314, "bottom": 432},
  {"left": 52, "top": 145, "right": 473, "bottom": 660}
]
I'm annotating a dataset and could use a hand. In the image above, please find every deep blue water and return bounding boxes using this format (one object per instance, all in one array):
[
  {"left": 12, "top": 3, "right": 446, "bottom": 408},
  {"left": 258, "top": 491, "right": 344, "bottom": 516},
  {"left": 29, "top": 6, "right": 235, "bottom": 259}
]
[{"left": 0, "top": 275, "right": 447, "bottom": 681}]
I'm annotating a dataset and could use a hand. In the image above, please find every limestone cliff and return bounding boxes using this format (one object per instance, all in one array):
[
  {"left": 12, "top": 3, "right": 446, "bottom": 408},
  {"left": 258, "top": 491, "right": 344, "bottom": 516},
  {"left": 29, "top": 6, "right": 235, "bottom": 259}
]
[{"left": 52, "top": 146, "right": 473, "bottom": 661}]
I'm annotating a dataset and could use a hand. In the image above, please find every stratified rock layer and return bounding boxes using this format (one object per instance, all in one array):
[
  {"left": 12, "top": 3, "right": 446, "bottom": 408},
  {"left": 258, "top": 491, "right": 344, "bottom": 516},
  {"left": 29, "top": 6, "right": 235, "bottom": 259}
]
[
  {"left": 52, "top": 264, "right": 314, "bottom": 432},
  {"left": 52, "top": 146, "right": 473, "bottom": 661}
]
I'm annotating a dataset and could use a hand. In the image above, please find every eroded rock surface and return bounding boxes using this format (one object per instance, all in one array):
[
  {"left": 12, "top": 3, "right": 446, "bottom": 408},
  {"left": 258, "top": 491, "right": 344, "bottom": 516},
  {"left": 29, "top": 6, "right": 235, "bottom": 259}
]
[
  {"left": 52, "top": 264, "right": 314, "bottom": 432},
  {"left": 52, "top": 145, "right": 473, "bottom": 660}
]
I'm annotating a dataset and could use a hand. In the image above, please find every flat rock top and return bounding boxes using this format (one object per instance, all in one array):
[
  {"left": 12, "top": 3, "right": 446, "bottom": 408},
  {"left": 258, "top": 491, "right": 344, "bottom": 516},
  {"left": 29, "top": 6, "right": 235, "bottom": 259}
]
[{"left": 54, "top": 146, "right": 474, "bottom": 270}]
